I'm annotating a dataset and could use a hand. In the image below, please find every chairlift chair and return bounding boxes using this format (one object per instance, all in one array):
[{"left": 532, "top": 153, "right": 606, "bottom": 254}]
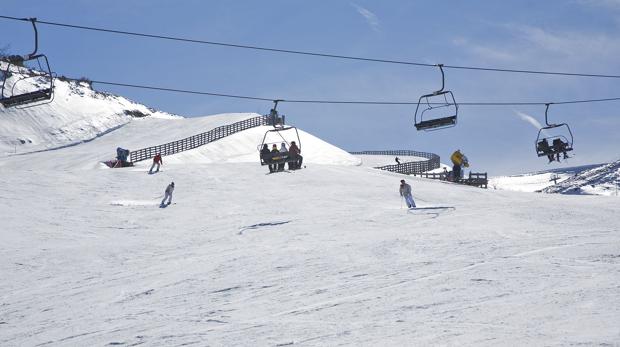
[
  {"left": 535, "top": 104, "right": 574, "bottom": 159},
  {"left": 414, "top": 64, "right": 458, "bottom": 131},
  {"left": 0, "top": 18, "right": 54, "bottom": 108},
  {"left": 258, "top": 101, "right": 302, "bottom": 168}
]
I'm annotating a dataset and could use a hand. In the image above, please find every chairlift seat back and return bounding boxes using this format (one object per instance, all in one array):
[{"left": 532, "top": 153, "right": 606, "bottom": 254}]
[
  {"left": 414, "top": 90, "right": 458, "bottom": 131},
  {"left": 535, "top": 124, "right": 574, "bottom": 157},
  {"left": 1, "top": 54, "right": 54, "bottom": 108}
]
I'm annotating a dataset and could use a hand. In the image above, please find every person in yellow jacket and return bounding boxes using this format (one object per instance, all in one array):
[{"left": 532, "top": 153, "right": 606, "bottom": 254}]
[{"left": 450, "top": 150, "right": 469, "bottom": 180}]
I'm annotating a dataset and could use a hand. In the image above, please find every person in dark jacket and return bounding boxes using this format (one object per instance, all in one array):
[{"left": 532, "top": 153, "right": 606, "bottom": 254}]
[
  {"left": 288, "top": 141, "right": 303, "bottom": 170},
  {"left": 260, "top": 144, "right": 274, "bottom": 172},
  {"left": 552, "top": 138, "right": 569, "bottom": 162},
  {"left": 537, "top": 139, "right": 555, "bottom": 163}
]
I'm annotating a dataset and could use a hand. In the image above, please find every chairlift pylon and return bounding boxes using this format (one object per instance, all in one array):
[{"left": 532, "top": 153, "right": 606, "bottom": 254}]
[
  {"left": 1, "top": 18, "right": 54, "bottom": 108},
  {"left": 414, "top": 64, "right": 458, "bottom": 131},
  {"left": 535, "top": 103, "right": 574, "bottom": 161}
]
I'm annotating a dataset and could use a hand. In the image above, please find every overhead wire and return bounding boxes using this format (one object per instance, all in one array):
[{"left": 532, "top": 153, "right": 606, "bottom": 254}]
[
  {"left": 3, "top": 14, "right": 620, "bottom": 108},
  {"left": 2, "top": 15, "right": 620, "bottom": 79},
  {"left": 89, "top": 79, "right": 620, "bottom": 106}
]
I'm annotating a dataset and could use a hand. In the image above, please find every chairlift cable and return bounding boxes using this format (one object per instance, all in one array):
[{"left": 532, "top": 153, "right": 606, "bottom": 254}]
[
  {"left": 89, "top": 80, "right": 274, "bottom": 102},
  {"left": 89, "top": 79, "right": 620, "bottom": 106},
  {"left": 1, "top": 15, "right": 620, "bottom": 79}
]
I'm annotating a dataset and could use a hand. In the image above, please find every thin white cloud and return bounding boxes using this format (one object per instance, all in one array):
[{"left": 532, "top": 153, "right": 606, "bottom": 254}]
[
  {"left": 351, "top": 3, "right": 380, "bottom": 32},
  {"left": 513, "top": 25, "right": 620, "bottom": 56},
  {"left": 575, "top": 0, "right": 620, "bottom": 9},
  {"left": 454, "top": 24, "right": 620, "bottom": 73},
  {"left": 452, "top": 37, "right": 517, "bottom": 62}
]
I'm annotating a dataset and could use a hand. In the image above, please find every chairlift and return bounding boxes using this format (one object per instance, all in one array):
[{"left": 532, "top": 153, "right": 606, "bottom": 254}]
[
  {"left": 1, "top": 18, "right": 54, "bottom": 108},
  {"left": 414, "top": 64, "right": 458, "bottom": 131},
  {"left": 535, "top": 103, "right": 574, "bottom": 160},
  {"left": 258, "top": 100, "right": 302, "bottom": 169}
]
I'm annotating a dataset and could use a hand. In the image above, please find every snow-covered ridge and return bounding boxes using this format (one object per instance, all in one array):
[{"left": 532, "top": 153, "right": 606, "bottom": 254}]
[
  {"left": 490, "top": 162, "right": 620, "bottom": 195},
  {"left": 541, "top": 159, "right": 620, "bottom": 195},
  {"left": 0, "top": 65, "right": 180, "bottom": 155}
]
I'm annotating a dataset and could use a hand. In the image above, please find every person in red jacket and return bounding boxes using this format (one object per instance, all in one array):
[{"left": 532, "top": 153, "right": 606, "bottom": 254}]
[{"left": 149, "top": 153, "right": 163, "bottom": 174}]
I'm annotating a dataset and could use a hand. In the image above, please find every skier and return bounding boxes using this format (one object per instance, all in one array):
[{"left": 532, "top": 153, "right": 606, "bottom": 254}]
[
  {"left": 395, "top": 156, "right": 401, "bottom": 165},
  {"left": 288, "top": 141, "right": 303, "bottom": 170},
  {"left": 399, "top": 179, "right": 416, "bottom": 208},
  {"left": 160, "top": 182, "right": 174, "bottom": 207},
  {"left": 149, "top": 153, "right": 163, "bottom": 174}
]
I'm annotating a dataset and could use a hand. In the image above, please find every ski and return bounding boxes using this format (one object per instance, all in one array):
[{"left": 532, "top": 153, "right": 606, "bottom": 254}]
[{"left": 409, "top": 206, "right": 455, "bottom": 210}]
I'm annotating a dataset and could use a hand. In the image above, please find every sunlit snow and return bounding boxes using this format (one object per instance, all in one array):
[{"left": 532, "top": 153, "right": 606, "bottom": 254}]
[{"left": 1, "top": 77, "right": 619, "bottom": 346}]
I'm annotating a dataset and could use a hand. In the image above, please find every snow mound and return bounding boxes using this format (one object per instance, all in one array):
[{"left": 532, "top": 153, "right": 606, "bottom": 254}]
[
  {"left": 148, "top": 125, "right": 362, "bottom": 166},
  {"left": 0, "top": 65, "right": 180, "bottom": 154}
]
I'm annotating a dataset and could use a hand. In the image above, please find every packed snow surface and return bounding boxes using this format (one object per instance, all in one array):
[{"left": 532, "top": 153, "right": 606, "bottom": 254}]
[
  {"left": 1, "top": 112, "right": 619, "bottom": 346},
  {"left": 356, "top": 154, "right": 427, "bottom": 168}
]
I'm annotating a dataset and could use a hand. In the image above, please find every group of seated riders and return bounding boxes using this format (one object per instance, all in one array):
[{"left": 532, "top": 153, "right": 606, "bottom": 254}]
[
  {"left": 260, "top": 141, "right": 303, "bottom": 173},
  {"left": 537, "top": 138, "right": 570, "bottom": 163}
]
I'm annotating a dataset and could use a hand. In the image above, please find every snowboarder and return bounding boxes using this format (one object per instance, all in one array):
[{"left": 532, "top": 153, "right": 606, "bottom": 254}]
[
  {"left": 395, "top": 156, "right": 401, "bottom": 165},
  {"left": 161, "top": 182, "right": 174, "bottom": 207},
  {"left": 399, "top": 179, "right": 416, "bottom": 208},
  {"left": 149, "top": 153, "right": 163, "bottom": 174},
  {"left": 288, "top": 141, "right": 303, "bottom": 170}
]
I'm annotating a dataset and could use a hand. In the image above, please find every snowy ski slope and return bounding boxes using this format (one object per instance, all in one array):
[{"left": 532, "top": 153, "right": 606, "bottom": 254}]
[{"left": 1, "top": 109, "right": 619, "bottom": 346}]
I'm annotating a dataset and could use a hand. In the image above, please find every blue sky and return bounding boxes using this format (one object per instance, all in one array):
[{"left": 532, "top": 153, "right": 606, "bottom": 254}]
[{"left": 2, "top": 0, "right": 620, "bottom": 175}]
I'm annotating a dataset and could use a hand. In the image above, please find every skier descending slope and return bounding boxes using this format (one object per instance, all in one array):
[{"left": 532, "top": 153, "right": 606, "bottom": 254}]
[
  {"left": 149, "top": 153, "right": 163, "bottom": 174},
  {"left": 399, "top": 179, "right": 416, "bottom": 208},
  {"left": 160, "top": 182, "right": 174, "bottom": 208}
]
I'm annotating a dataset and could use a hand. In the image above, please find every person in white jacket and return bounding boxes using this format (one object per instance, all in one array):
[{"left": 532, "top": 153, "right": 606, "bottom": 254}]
[
  {"left": 399, "top": 179, "right": 416, "bottom": 208},
  {"left": 161, "top": 182, "right": 174, "bottom": 206},
  {"left": 278, "top": 142, "right": 288, "bottom": 171}
]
